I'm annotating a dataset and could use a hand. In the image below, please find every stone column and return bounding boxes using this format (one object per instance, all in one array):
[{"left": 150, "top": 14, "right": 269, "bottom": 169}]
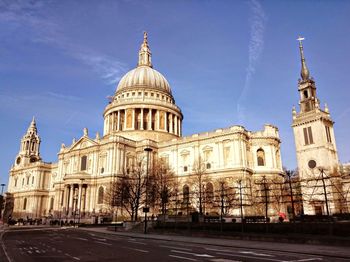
[
  {"left": 132, "top": 108, "right": 135, "bottom": 130},
  {"left": 68, "top": 184, "right": 74, "bottom": 215},
  {"left": 140, "top": 108, "right": 144, "bottom": 130},
  {"left": 164, "top": 112, "right": 167, "bottom": 131},
  {"left": 156, "top": 110, "right": 160, "bottom": 130},
  {"left": 178, "top": 118, "right": 181, "bottom": 136},
  {"left": 123, "top": 110, "right": 127, "bottom": 130},
  {"left": 117, "top": 110, "right": 120, "bottom": 131},
  {"left": 148, "top": 109, "right": 152, "bottom": 130},
  {"left": 174, "top": 115, "right": 178, "bottom": 135},
  {"left": 78, "top": 183, "right": 83, "bottom": 214},
  {"left": 170, "top": 114, "right": 173, "bottom": 133}
]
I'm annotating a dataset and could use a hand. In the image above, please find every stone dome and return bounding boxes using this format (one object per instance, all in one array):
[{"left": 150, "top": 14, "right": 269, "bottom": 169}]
[{"left": 116, "top": 65, "right": 172, "bottom": 94}]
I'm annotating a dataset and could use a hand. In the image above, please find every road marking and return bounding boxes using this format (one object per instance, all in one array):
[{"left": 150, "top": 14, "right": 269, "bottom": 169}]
[
  {"left": 291, "top": 259, "right": 323, "bottom": 261},
  {"left": 65, "top": 253, "right": 81, "bottom": 260},
  {"left": 210, "top": 259, "right": 241, "bottom": 262},
  {"left": 74, "top": 237, "right": 88, "bottom": 241},
  {"left": 216, "top": 252, "right": 283, "bottom": 262},
  {"left": 127, "top": 240, "right": 147, "bottom": 245},
  {"left": 171, "top": 250, "right": 214, "bottom": 258},
  {"left": 169, "top": 255, "right": 198, "bottom": 261},
  {"left": 94, "top": 241, "right": 112, "bottom": 246},
  {"left": 239, "top": 251, "right": 274, "bottom": 257},
  {"left": 122, "top": 247, "right": 149, "bottom": 253},
  {"left": 160, "top": 245, "right": 192, "bottom": 251}
]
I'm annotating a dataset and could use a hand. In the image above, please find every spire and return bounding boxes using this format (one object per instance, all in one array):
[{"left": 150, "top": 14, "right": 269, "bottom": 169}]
[
  {"left": 27, "top": 116, "right": 37, "bottom": 134},
  {"left": 138, "top": 31, "right": 152, "bottom": 67},
  {"left": 297, "top": 36, "right": 310, "bottom": 80}
]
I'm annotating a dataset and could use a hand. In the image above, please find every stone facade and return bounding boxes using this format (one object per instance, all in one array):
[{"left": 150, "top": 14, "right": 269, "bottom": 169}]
[{"left": 6, "top": 33, "right": 284, "bottom": 221}]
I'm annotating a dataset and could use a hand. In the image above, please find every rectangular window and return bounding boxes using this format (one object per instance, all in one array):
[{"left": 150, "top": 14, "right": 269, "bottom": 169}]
[
  {"left": 303, "top": 127, "right": 314, "bottom": 145},
  {"left": 325, "top": 126, "right": 332, "bottom": 143},
  {"left": 308, "top": 127, "right": 314, "bottom": 144},
  {"left": 303, "top": 128, "right": 309, "bottom": 145}
]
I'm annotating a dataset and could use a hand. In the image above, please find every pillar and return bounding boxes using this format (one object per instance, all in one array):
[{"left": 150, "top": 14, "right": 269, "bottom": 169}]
[
  {"left": 140, "top": 108, "right": 144, "bottom": 130},
  {"left": 132, "top": 108, "right": 135, "bottom": 130},
  {"left": 170, "top": 114, "right": 173, "bottom": 133},
  {"left": 174, "top": 115, "right": 178, "bottom": 135},
  {"left": 148, "top": 109, "right": 152, "bottom": 130},
  {"left": 117, "top": 110, "right": 120, "bottom": 131},
  {"left": 68, "top": 184, "right": 74, "bottom": 215}
]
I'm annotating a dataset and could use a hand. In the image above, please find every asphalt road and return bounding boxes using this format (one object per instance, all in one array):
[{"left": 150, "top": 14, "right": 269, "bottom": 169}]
[{"left": 1, "top": 228, "right": 349, "bottom": 262}]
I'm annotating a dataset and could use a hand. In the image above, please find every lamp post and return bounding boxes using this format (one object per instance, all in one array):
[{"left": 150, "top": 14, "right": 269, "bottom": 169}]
[
  {"left": 0, "top": 183, "right": 5, "bottom": 220},
  {"left": 144, "top": 147, "right": 153, "bottom": 234},
  {"left": 0, "top": 184, "right": 5, "bottom": 195}
]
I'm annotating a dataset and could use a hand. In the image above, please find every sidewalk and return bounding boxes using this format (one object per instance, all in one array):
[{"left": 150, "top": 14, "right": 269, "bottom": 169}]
[{"left": 80, "top": 226, "right": 350, "bottom": 259}]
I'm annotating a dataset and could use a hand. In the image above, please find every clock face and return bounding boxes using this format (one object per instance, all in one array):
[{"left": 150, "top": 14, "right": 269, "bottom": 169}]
[
  {"left": 30, "top": 157, "right": 37, "bottom": 163},
  {"left": 308, "top": 159, "right": 317, "bottom": 169},
  {"left": 16, "top": 157, "right": 21, "bottom": 165}
]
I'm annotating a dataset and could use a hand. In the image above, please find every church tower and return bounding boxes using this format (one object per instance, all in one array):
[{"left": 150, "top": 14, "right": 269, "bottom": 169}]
[
  {"left": 15, "top": 117, "right": 41, "bottom": 166},
  {"left": 292, "top": 37, "right": 340, "bottom": 215}
]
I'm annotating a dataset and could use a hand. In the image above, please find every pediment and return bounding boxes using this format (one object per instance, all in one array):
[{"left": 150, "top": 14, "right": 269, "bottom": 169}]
[{"left": 69, "top": 136, "right": 99, "bottom": 151}]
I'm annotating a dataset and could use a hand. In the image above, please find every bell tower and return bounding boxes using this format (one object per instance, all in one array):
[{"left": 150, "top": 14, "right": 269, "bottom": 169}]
[
  {"left": 292, "top": 37, "right": 340, "bottom": 215},
  {"left": 15, "top": 117, "right": 41, "bottom": 166}
]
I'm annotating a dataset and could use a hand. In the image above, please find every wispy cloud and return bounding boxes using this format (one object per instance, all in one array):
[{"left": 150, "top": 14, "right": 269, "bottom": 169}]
[
  {"left": 237, "top": 0, "right": 266, "bottom": 123},
  {"left": 0, "top": 0, "right": 127, "bottom": 86}
]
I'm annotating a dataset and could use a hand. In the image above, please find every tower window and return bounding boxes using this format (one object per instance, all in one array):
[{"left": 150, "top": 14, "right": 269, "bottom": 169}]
[
  {"left": 257, "top": 149, "right": 265, "bottom": 166},
  {"left": 81, "top": 155, "right": 87, "bottom": 171},
  {"left": 14, "top": 178, "right": 18, "bottom": 187},
  {"left": 303, "top": 90, "right": 308, "bottom": 99},
  {"left": 325, "top": 126, "right": 332, "bottom": 143},
  {"left": 303, "top": 127, "right": 314, "bottom": 145}
]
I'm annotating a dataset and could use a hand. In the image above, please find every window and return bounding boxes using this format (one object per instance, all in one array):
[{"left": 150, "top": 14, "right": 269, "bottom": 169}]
[
  {"left": 81, "top": 155, "right": 87, "bottom": 171},
  {"left": 257, "top": 149, "right": 265, "bottom": 166},
  {"left": 98, "top": 186, "right": 104, "bottom": 204},
  {"left": 32, "top": 176, "right": 34, "bottom": 185},
  {"left": 206, "top": 182, "right": 214, "bottom": 203},
  {"left": 23, "top": 198, "right": 27, "bottom": 210},
  {"left": 183, "top": 185, "right": 189, "bottom": 204},
  {"left": 325, "top": 126, "right": 332, "bottom": 143},
  {"left": 303, "top": 90, "right": 308, "bottom": 99},
  {"left": 183, "top": 166, "right": 188, "bottom": 172},
  {"left": 22, "top": 178, "right": 24, "bottom": 186},
  {"left": 303, "top": 127, "right": 314, "bottom": 145},
  {"left": 26, "top": 176, "right": 30, "bottom": 185},
  {"left": 206, "top": 163, "right": 211, "bottom": 169},
  {"left": 14, "top": 178, "right": 18, "bottom": 187},
  {"left": 49, "top": 197, "right": 54, "bottom": 211}
]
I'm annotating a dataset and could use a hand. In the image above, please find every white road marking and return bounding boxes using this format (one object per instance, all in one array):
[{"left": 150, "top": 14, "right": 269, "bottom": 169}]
[
  {"left": 217, "top": 252, "right": 283, "bottom": 262},
  {"left": 210, "top": 259, "right": 241, "bottom": 262},
  {"left": 171, "top": 250, "right": 214, "bottom": 258},
  {"left": 127, "top": 240, "right": 147, "bottom": 245},
  {"left": 122, "top": 247, "right": 149, "bottom": 253},
  {"left": 160, "top": 245, "right": 192, "bottom": 251},
  {"left": 239, "top": 251, "right": 274, "bottom": 257},
  {"left": 74, "top": 237, "right": 88, "bottom": 241},
  {"left": 169, "top": 255, "right": 198, "bottom": 261},
  {"left": 94, "top": 241, "right": 112, "bottom": 246},
  {"left": 291, "top": 259, "right": 323, "bottom": 261},
  {"left": 65, "top": 253, "right": 81, "bottom": 260},
  {"left": 27, "top": 251, "right": 32, "bottom": 254}
]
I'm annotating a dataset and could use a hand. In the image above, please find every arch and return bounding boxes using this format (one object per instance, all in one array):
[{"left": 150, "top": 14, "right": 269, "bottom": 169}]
[
  {"left": 206, "top": 182, "right": 214, "bottom": 203},
  {"left": 98, "top": 186, "right": 104, "bottom": 204},
  {"left": 183, "top": 185, "right": 189, "bottom": 204},
  {"left": 23, "top": 198, "right": 27, "bottom": 210},
  {"left": 257, "top": 148, "right": 265, "bottom": 166},
  {"left": 81, "top": 155, "right": 87, "bottom": 171}
]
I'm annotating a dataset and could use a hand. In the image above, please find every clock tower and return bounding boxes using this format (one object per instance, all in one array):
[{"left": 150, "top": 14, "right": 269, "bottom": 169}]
[{"left": 292, "top": 37, "right": 340, "bottom": 215}]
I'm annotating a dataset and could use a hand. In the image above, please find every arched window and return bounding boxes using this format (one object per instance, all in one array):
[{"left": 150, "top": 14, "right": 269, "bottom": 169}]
[
  {"left": 81, "top": 155, "right": 87, "bottom": 171},
  {"left": 206, "top": 182, "right": 214, "bottom": 203},
  {"left": 49, "top": 197, "right": 54, "bottom": 211},
  {"left": 98, "top": 186, "right": 104, "bottom": 204},
  {"left": 32, "top": 176, "right": 35, "bottom": 185},
  {"left": 23, "top": 198, "right": 27, "bottom": 210},
  {"left": 257, "top": 149, "right": 265, "bottom": 166},
  {"left": 14, "top": 178, "right": 18, "bottom": 187},
  {"left": 183, "top": 185, "right": 189, "bottom": 204}
]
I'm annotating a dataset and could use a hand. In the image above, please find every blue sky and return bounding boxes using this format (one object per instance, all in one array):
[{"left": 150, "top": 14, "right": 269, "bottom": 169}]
[{"left": 1, "top": 0, "right": 350, "bottom": 189}]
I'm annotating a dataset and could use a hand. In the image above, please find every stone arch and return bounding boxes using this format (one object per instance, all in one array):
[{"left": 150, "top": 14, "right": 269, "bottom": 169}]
[
  {"left": 257, "top": 148, "right": 265, "bottom": 166},
  {"left": 98, "top": 186, "right": 104, "bottom": 204}
]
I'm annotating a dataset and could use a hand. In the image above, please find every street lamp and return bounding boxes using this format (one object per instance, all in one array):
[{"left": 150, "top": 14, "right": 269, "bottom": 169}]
[
  {"left": 0, "top": 183, "right": 5, "bottom": 221},
  {"left": 144, "top": 147, "right": 153, "bottom": 234}
]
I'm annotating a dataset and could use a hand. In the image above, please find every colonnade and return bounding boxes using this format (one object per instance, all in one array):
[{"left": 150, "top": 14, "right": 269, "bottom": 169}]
[
  {"left": 105, "top": 108, "right": 181, "bottom": 136},
  {"left": 62, "top": 183, "right": 89, "bottom": 217}
]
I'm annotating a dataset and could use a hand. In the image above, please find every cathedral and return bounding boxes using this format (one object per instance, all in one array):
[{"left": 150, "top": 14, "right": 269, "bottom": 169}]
[{"left": 5, "top": 33, "right": 348, "bottom": 222}]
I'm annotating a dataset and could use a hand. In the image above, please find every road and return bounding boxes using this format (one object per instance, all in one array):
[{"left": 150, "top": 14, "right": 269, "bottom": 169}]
[{"left": 1, "top": 228, "right": 349, "bottom": 262}]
